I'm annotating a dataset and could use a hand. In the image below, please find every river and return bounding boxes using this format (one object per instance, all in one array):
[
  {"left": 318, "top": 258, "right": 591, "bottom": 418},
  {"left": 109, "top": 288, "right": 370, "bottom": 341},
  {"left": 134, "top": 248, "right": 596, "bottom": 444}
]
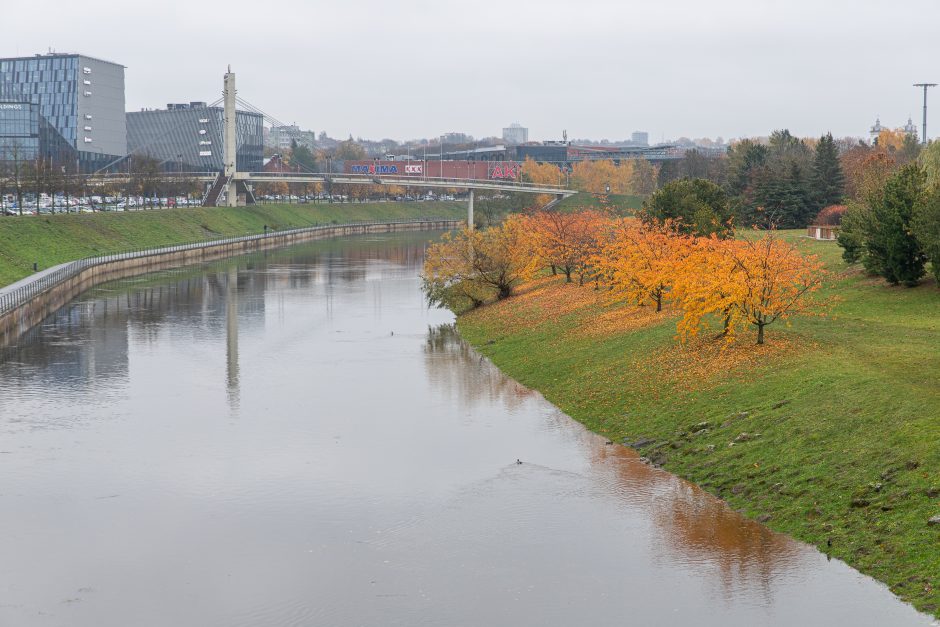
[{"left": 0, "top": 231, "right": 933, "bottom": 626}]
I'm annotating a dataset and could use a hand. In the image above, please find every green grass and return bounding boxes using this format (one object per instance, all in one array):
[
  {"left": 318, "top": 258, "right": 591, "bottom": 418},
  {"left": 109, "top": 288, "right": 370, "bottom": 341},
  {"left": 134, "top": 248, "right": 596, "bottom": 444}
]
[
  {"left": 555, "top": 192, "right": 645, "bottom": 214},
  {"left": 456, "top": 231, "right": 940, "bottom": 617},
  {"left": 0, "top": 201, "right": 464, "bottom": 287}
]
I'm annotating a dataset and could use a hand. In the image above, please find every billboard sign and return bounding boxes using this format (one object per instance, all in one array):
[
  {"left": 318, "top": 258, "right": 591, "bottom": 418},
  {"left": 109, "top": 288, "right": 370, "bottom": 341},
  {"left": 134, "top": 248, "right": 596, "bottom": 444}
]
[
  {"left": 488, "top": 163, "right": 518, "bottom": 180},
  {"left": 404, "top": 164, "right": 423, "bottom": 174},
  {"left": 351, "top": 164, "right": 400, "bottom": 175}
]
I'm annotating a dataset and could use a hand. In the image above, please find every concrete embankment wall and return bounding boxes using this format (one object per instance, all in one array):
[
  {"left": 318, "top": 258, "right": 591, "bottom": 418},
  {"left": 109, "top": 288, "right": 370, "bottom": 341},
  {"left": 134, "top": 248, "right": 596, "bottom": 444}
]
[{"left": 0, "top": 219, "right": 459, "bottom": 347}]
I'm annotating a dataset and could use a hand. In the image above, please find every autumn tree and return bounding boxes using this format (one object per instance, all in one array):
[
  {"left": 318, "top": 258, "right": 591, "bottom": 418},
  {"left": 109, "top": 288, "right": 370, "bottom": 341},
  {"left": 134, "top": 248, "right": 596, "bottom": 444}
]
[
  {"left": 593, "top": 219, "right": 686, "bottom": 312},
  {"left": 422, "top": 217, "right": 539, "bottom": 310},
  {"left": 571, "top": 159, "right": 633, "bottom": 195},
  {"left": 630, "top": 159, "right": 658, "bottom": 195},
  {"left": 640, "top": 178, "right": 733, "bottom": 237},
  {"left": 718, "top": 234, "right": 824, "bottom": 345},
  {"left": 919, "top": 140, "right": 940, "bottom": 189},
  {"left": 525, "top": 210, "right": 608, "bottom": 284},
  {"left": 669, "top": 236, "right": 741, "bottom": 340},
  {"left": 520, "top": 157, "right": 564, "bottom": 208}
]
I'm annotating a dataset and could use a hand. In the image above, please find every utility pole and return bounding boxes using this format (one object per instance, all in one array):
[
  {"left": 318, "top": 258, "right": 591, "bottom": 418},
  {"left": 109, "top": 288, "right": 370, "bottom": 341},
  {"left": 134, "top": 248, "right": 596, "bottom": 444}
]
[{"left": 913, "top": 83, "right": 937, "bottom": 144}]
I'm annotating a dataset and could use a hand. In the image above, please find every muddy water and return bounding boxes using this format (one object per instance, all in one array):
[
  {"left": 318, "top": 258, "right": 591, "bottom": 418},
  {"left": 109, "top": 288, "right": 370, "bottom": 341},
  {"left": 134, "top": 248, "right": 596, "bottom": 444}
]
[{"left": 0, "top": 232, "right": 933, "bottom": 626}]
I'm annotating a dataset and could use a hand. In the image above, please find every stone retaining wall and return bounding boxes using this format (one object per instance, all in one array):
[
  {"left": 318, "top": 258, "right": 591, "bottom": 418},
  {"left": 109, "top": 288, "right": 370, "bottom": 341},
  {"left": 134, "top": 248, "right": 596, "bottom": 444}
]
[{"left": 0, "top": 219, "right": 459, "bottom": 347}]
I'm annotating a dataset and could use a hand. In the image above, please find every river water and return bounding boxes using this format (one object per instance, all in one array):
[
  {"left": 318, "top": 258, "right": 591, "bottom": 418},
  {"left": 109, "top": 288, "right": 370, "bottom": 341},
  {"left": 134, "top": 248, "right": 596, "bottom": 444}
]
[{"left": 0, "top": 231, "right": 934, "bottom": 627}]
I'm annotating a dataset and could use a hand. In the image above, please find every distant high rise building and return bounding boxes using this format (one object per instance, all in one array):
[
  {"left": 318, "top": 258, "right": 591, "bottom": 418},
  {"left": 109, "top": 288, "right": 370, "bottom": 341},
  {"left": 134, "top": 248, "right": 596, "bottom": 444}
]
[
  {"left": 0, "top": 52, "right": 126, "bottom": 171},
  {"left": 127, "top": 102, "right": 262, "bottom": 172},
  {"left": 267, "top": 124, "right": 317, "bottom": 152},
  {"left": 631, "top": 131, "right": 649, "bottom": 146},
  {"left": 502, "top": 123, "right": 528, "bottom": 145}
]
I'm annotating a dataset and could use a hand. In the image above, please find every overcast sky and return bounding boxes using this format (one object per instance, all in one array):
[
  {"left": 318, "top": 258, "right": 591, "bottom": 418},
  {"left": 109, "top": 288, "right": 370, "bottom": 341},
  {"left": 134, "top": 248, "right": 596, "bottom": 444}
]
[{"left": 5, "top": 0, "right": 939, "bottom": 143}]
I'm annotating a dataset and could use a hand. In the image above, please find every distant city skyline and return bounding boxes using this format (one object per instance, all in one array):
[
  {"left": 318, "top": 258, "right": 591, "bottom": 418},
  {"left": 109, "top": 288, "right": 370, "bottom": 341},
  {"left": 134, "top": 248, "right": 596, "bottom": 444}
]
[{"left": 4, "top": 0, "right": 938, "bottom": 143}]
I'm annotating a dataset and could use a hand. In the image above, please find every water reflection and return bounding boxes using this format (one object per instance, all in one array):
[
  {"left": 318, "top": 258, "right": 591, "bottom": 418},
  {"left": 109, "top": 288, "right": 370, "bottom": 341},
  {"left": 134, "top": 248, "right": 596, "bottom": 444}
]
[{"left": 0, "top": 232, "right": 933, "bottom": 627}]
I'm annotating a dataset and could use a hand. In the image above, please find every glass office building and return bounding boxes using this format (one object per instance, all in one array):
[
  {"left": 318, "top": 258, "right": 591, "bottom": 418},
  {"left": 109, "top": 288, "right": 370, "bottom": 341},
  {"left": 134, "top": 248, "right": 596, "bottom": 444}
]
[
  {"left": 0, "top": 53, "right": 126, "bottom": 171},
  {"left": 127, "top": 103, "right": 263, "bottom": 173}
]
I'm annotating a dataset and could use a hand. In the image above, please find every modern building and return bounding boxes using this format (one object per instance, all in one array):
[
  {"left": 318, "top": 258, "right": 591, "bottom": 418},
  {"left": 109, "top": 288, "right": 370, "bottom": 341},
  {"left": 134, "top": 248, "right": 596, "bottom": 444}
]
[
  {"left": 0, "top": 52, "right": 126, "bottom": 171},
  {"left": 126, "top": 102, "right": 263, "bottom": 172},
  {"left": 630, "top": 131, "right": 649, "bottom": 146},
  {"left": 502, "top": 123, "right": 528, "bottom": 145},
  {"left": 266, "top": 124, "right": 316, "bottom": 152}
]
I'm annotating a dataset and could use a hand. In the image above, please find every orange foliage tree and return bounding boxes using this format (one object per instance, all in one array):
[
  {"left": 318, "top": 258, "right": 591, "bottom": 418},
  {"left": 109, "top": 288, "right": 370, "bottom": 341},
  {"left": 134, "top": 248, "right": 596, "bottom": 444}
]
[
  {"left": 713, "top": 234, "right": 824, "bottom": 344},
  {"left": 524, "top": 210, "right": 610, "bottom": 284},
  {"left": 422, "top": 216, "right": 539, "bottom": 310},
  {"left": 571, "top": 159, "right": 634, "bottom": 195},
  {"left": 521, "top": 157, "right": 565, "bottom": 208},
  {"left": 592, "top": 220, "right": 689, "bottom": 312}
]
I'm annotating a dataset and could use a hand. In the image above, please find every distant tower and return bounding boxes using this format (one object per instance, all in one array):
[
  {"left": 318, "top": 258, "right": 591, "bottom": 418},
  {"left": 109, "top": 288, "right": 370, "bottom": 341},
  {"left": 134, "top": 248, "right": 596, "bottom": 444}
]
[
  {"left": 869, "top": 116, "right": 885, "bottom": 144},
  {"left": 903, "top": 116, "right": 918, "bottom": 138}
]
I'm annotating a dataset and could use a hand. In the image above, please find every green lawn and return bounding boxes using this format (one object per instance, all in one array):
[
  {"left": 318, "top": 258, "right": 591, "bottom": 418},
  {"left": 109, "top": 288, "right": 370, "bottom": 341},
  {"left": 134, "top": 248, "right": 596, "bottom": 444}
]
[
  {"left": 0, "top": 201, "right": 464, "bottom": 287},
  {"left": 555, "top": 192, "right": 645, "bottom": 214},
  {"left": 457, "top": 231, "right": 940, "bottom": 617}
]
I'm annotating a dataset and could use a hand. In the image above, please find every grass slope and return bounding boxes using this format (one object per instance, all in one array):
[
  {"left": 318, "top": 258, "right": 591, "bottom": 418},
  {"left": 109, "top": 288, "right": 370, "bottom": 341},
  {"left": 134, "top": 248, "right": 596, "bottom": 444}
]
[
  {"left": 0, "top": 201, "right": 464, "bottom": 288},
  {"left": 555, "top": 192, "right": 645, "bottom": 214},
  {"left": 457, "top": 231, "right": 940, "bottom": 617}
]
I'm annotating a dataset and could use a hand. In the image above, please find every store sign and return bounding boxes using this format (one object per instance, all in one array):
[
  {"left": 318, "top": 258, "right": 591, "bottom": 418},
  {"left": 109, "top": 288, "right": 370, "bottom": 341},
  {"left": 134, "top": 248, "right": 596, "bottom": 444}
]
[
  {"left": 404, "top": 164, "right": 423, "bottom": 174},
  {"left": 0, "top": 103, "right": 25, "bottom": 111},
  {"left": 351, "top": 164, "right": 400, "bottom": 175},
  {"left": 489, "top": 164, "right": 518, "bottom": 179}
]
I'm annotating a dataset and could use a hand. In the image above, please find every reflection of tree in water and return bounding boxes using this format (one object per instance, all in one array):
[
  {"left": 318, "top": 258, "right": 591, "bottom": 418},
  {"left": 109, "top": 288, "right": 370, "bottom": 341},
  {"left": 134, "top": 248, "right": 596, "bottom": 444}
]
[
  {"left": 588, "top": 443, "right": 802, "bottom": 605},
  {"left": 424, "top": 323, "right": 534, "bottom": 412}
]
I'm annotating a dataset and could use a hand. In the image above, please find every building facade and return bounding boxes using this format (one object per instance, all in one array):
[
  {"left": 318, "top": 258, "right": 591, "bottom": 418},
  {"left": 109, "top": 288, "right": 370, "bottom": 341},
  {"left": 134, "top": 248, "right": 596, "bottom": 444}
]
[
  {"left": 127, "top": 103, "right": 263, "bottom": 172},
  {"left": 0, "top": 52, "right": 126, "bottom": 171},
  {"left": 266, "top": 124, "right": 316, "bottom": 152},
  {"left": 502, "top": 123, "right": 528, "bottom": 145}
]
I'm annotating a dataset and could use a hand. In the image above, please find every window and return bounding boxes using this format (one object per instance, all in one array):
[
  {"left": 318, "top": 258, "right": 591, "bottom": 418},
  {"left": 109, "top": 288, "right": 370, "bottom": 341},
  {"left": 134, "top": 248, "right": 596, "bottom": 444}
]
[
  {"left": 83, "top": 67, "right": 91, "bottom": 74},
  {"left": 83, "top": 137, "right": 92, "bottom": 143},
  {"left": 198, "top": 118, "right": 209, "bottom": 123},
  {"left": 83, "top": 91, "right": 92, "bottom": 96},
  {"left": 83, "top": 79, "right": 91, "bottom": 85},
  {"left": 84, "top": 126, "right": 92, "bottom": 131},
  {"left": 199, "top": 140, "right": 212, "bottom": 145},
  {"left": 199, "top": 150, "right": 212, "bottom": 156}
]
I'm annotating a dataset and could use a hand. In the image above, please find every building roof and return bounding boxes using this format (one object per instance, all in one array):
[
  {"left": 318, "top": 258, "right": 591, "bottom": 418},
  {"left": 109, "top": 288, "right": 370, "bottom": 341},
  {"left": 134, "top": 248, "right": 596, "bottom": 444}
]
[{"left": 0, "top": 52, "right": 125, "bottom": 68}]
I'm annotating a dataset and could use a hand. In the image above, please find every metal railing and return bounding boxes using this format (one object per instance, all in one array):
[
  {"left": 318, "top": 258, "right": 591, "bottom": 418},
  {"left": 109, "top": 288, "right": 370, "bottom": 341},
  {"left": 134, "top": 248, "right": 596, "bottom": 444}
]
[{"left": 0, "top": 218, "right": 460, "bottom": 318}]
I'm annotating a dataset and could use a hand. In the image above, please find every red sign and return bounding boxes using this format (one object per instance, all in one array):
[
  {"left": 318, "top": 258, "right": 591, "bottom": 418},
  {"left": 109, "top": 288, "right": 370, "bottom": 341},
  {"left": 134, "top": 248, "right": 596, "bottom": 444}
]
[
  {"left": 489, "top": 164, "right": 518, "bottom": 179},
  {"left": 404, "top": 164, "right": 423, "bottom": 174}
]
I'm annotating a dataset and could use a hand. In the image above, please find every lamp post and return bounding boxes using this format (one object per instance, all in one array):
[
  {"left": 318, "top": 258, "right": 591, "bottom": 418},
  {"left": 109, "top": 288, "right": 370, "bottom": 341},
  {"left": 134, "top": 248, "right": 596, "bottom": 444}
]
[{"left": 914, "top": 83, "right": 937, "bottom": 145}]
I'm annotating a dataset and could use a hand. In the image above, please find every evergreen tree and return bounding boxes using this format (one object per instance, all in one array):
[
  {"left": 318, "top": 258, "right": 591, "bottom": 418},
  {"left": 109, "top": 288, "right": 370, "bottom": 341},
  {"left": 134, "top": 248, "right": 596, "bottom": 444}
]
[
  {"left": 912, "top": 188, "right": 940, "bottom": 283},
  {"left": 865, "top": 164, "right": 927, "bottom": 286},
  {"left": 811, "top": 133, "right": 845, "bottom": 211},
  {"left": 641, "top": 178, "right": 732, "bottom": 237}
]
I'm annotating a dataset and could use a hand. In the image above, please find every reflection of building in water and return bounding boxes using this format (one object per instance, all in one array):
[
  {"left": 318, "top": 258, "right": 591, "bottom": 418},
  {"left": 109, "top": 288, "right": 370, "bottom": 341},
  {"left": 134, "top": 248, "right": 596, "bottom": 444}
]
[{"left": 226, "top": 268, "right": 240, "bottom": 409}]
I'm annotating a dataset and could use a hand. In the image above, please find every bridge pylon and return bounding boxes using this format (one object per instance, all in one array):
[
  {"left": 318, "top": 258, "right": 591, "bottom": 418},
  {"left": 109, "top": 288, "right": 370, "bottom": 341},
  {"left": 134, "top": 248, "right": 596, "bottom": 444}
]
[{"left": 223, "top": 67, "right": 238, "bottom": 207}]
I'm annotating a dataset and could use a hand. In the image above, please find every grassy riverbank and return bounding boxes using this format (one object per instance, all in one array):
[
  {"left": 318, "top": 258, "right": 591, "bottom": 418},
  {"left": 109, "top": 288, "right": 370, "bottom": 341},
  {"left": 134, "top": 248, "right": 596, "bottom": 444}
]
[
  {"left": 0, "top": 201, "right": 464, "bottom": 288},
  {"left": 555, "top": 192, "right": 645, "bottom": 214},
  {"left": 456, "top": 231, "right": 940, "bottom": 617}
]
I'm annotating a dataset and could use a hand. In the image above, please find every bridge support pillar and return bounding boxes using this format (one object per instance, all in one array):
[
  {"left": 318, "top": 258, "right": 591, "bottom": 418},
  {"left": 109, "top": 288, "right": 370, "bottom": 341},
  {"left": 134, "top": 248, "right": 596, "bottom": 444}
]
[
  {"left": 223, "top": 66, "right": 238, "bottom": 207},
  {"left": 468, "top": 189, "right": 474, "bottom": 230}
]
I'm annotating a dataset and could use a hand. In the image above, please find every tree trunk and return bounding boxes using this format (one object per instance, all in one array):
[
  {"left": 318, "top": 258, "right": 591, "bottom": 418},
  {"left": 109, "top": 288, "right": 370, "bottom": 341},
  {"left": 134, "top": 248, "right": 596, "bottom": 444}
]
[
  {"left": 655, "top": 293, "right": 662, "bottom": 312},
  {"left": 756, "top": 322, "right": 765, "bottom": 345}
]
